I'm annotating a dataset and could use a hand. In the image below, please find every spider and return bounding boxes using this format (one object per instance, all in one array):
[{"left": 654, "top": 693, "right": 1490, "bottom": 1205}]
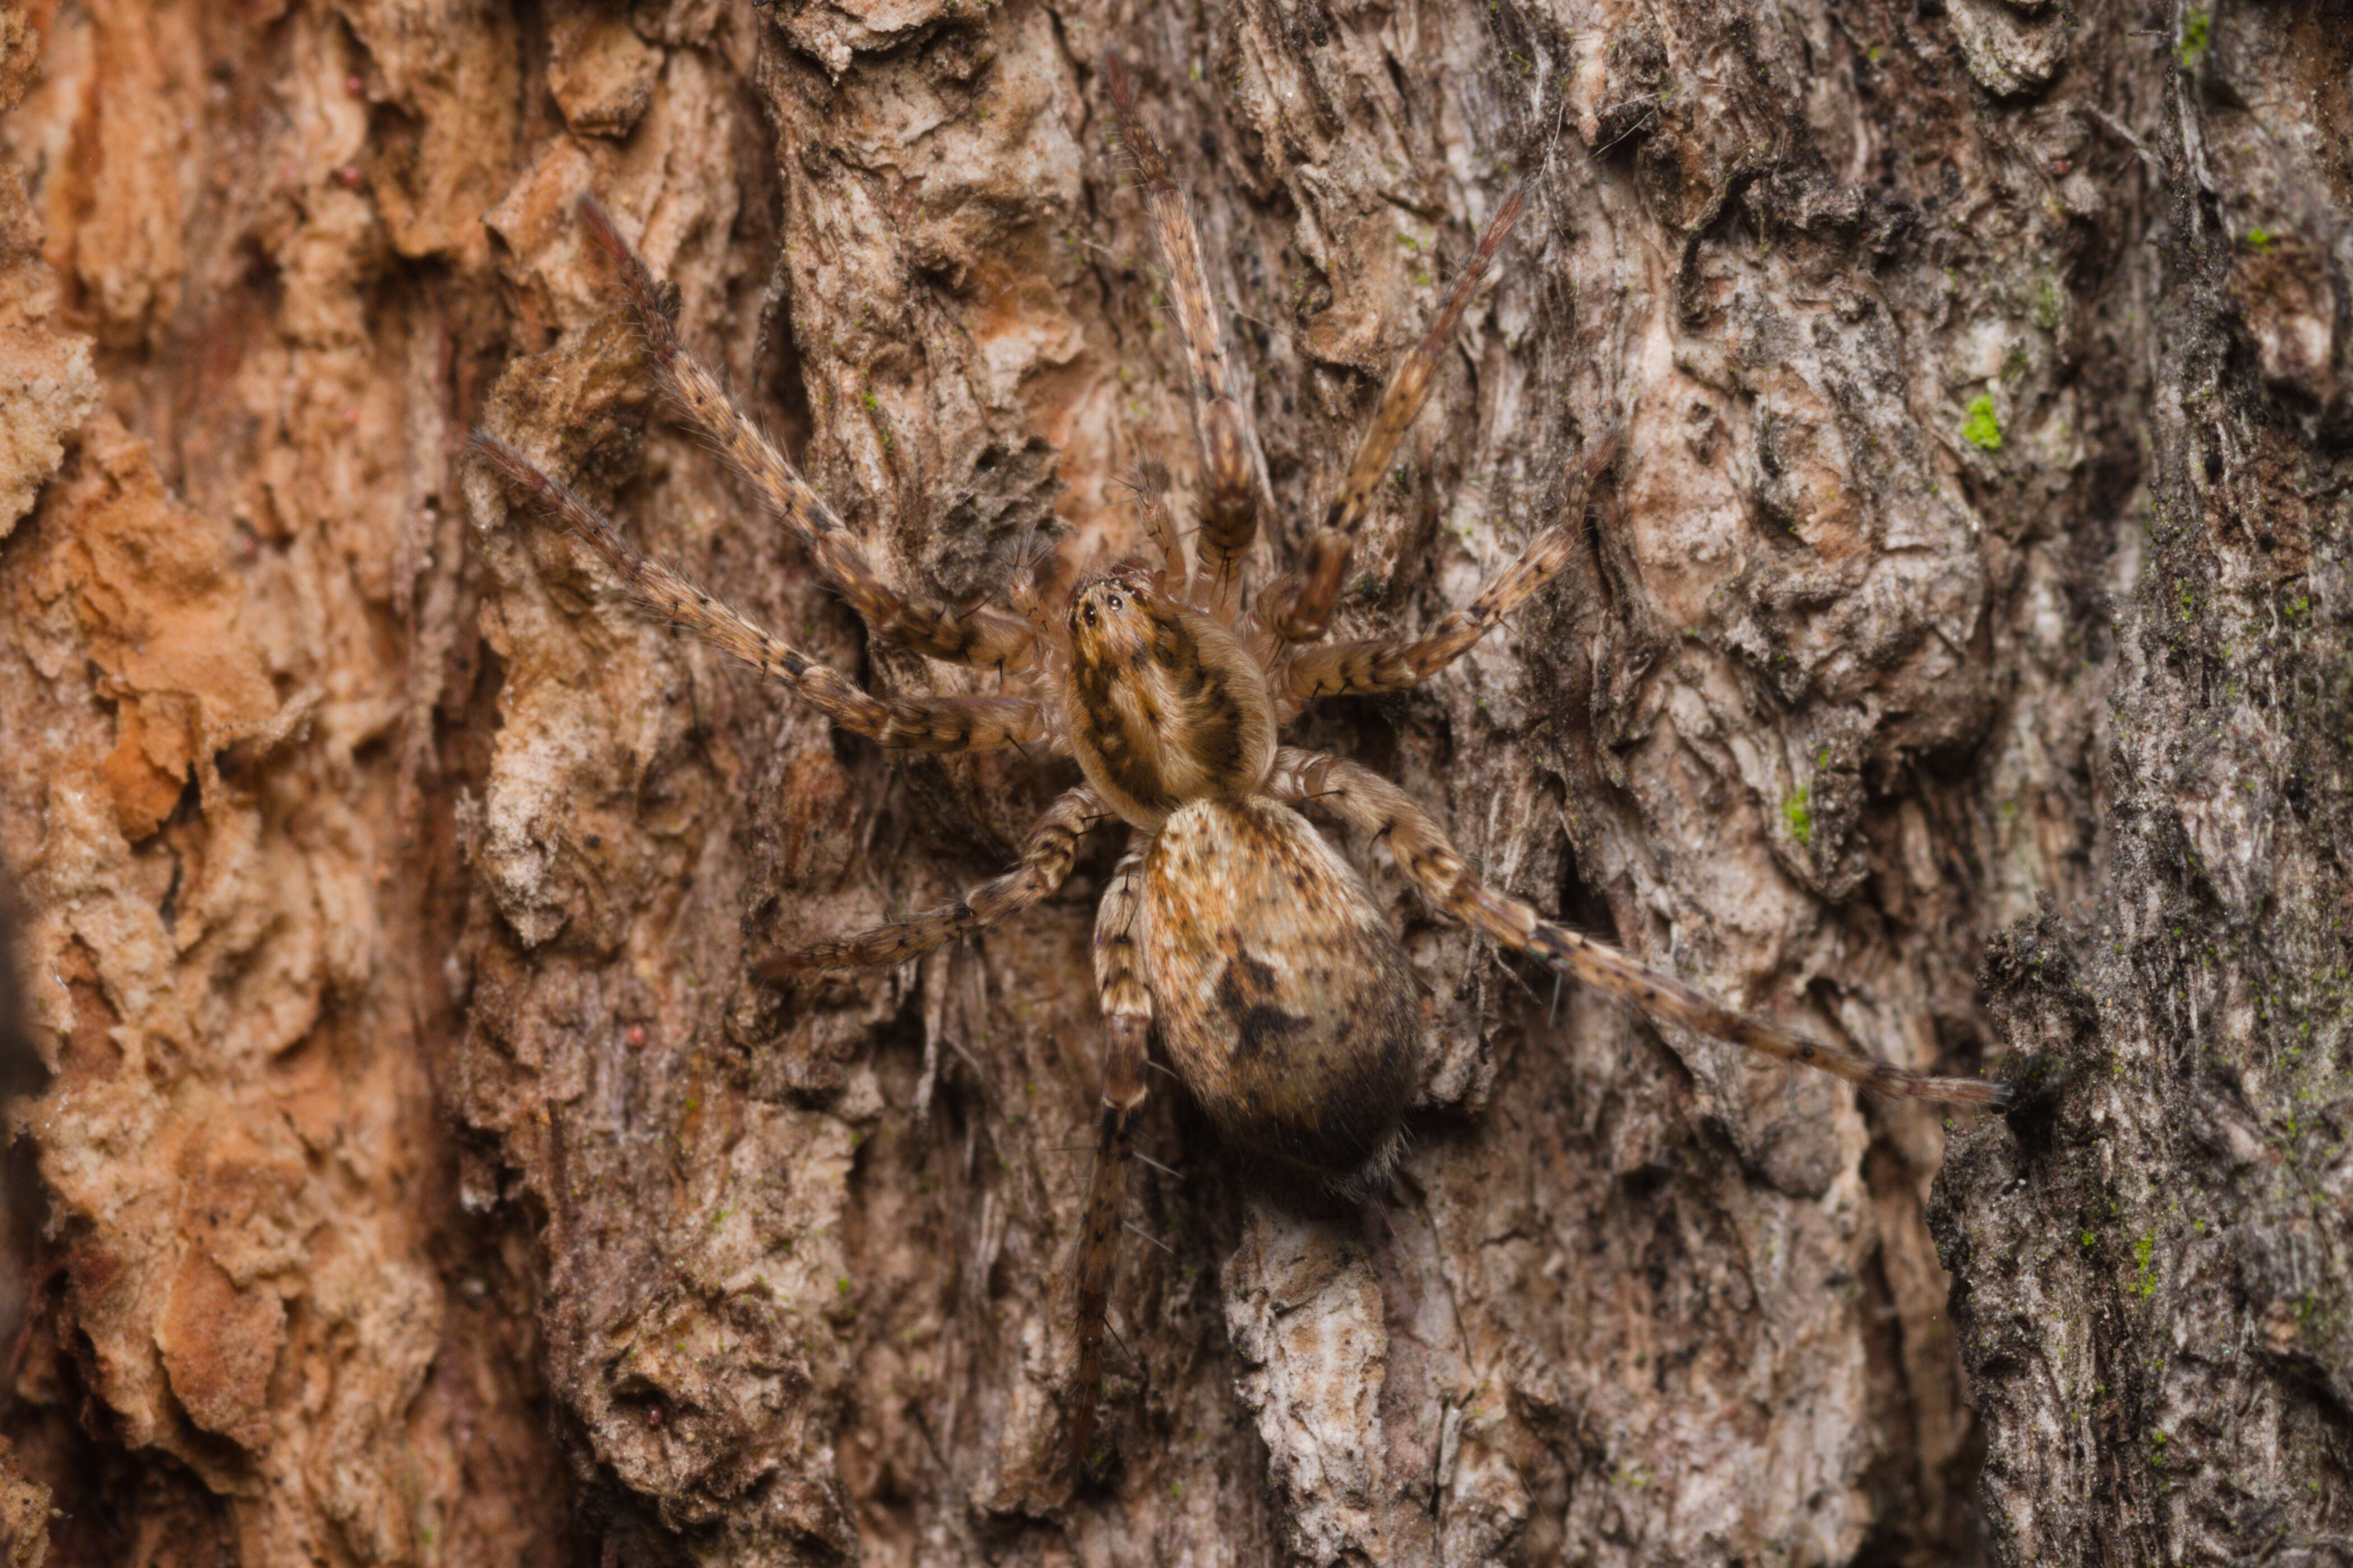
[{"left": 473, "top": 52, "right": 2007, "bottom": 1477}]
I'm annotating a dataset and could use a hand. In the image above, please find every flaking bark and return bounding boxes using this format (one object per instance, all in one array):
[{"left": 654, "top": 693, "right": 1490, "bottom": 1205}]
[{"left": 0, "top": 0, "right": 2344, "bottom": 1564}]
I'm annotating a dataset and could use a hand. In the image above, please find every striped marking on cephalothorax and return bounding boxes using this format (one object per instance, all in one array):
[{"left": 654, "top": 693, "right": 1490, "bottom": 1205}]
[{"left": 1066, "top": 581, "right": 1274, "bottom": 826}]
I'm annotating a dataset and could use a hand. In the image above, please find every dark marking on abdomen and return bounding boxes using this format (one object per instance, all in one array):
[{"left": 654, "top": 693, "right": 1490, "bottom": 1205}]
[
  {"left": 1141, "top": 799, "right": 1421, "bottom": 1190},
  {"left": 1215, "top": 944, "right": 1313, "bottom": 1063}
]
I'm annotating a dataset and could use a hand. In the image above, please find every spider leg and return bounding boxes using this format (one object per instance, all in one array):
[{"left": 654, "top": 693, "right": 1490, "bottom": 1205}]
[
  {"left": 573, "top": 197, "right": 1037, "bottom": 672},
  {"left": 1266, "top": 748, "right": 2010, "bottom": 1107},
  {"left": 1069, "top": 843, "right": 1151, "bottom": 1472},
  {"left": 1276, "top": 430, "right": 1618, "bottom": 709},
  {"left": 1105, "top": 54, "right": 1256, "bottom": 614},
  {"left": 754, "top": 785, "right": 1101, "bottom": 980},
  {"left": 475, "top": 434, "right": 1047, "bottom": 753},
  {"left": 1128, "top": 461, "right": 1189, "bottom": 603},
  {"left": 1257, "top": 187, "right": 1527, "bottom": 646}
]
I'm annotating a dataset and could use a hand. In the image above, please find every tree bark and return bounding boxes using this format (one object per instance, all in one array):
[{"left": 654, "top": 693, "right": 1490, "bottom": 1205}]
[
  {"left": 0, "top": 0, "right": 2342, "bottom": 1564},
  {"left": 1929, "top": 10, "right": 2353, "bottom": 1562}
]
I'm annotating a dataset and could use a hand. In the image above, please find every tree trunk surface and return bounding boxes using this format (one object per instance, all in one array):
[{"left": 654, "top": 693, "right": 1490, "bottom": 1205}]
[{"left": 0, "top": 0, "right": 2343, "bottom": 1564}]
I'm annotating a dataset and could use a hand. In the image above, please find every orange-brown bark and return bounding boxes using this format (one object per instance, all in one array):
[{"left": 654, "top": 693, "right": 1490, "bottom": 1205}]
[{"left": 4, "top": 2, "right": 2345, "bottom": 1565}]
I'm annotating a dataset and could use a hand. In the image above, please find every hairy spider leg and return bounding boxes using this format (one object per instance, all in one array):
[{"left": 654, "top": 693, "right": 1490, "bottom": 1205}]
[
  {"left": 757, "top": 784, "right": 1104, "bottom": 979},
  {"left": 1258, "top": 185, "right": 1528, "bottom": 646},
  {"left": 474, "top": 433, "right": 1048, "bottom": 752},
  {"left": 1071, "top": 845, "right": 1152, "bottom": 1471},
  {"left": 1266, "top": 749, "right": 2011, "bottom": 1107},
  {"left": 1276, "top": 429, "right": 1620, "bottom": 713},
  {"left": 1125, "top": 462, "right": 1188, "bottom": 602},
  {"left": 1105, "top": 54, "right": 1257, "bottom": 616},
  {"left": 574, "top": 197, "right": 1039, "bottom": 674}
]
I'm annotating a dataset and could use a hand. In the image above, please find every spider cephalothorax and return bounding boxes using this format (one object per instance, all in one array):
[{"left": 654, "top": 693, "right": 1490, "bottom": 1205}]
[
  {"left": 1060, "top": 569, "right": 1276, "bottom": 824},
  {"left": 474, "top": 51, "right": 2005, "bottom": 1476}
]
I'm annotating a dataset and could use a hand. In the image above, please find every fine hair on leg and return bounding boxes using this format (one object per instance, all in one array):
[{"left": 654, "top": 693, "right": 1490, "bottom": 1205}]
[
  {"left": 1257, "top": 185, "right": 1529, "bottom": 646},
  {"left": 1068, "top": 844, "right": 1151, "bottom": 1470},
  {"left": 756, "top": 785, "right": 1104, "bottom": 980},
  {"left": 1276, "top": 429, "right": 1620, "bottom": 711},
  {"left": 1265, "top": 747, "right": 2009, "bottom": 1107},
  {"left": 1105, "top": 53, "right": 1261, "bottom": 616},
  {"left": 576, "top": 196, "right": 1040, "bottom": 674},
  {"left": 473, "top": 433, "right": 1048, "bottom": 753}
]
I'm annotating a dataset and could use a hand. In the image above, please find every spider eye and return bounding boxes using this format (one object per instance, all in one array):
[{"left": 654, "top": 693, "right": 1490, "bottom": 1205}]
[
  {"left": 1082, "top": 604, "right": 1099, "bottom": 628},
  {"left": 1105, "top": 593, "right": 1123, "bottom": 611}
]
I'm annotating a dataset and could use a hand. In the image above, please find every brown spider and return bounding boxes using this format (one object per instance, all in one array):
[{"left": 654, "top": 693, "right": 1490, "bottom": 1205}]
[{"left": 473, "top": 53, "right": 2007, "bottom": 1476}]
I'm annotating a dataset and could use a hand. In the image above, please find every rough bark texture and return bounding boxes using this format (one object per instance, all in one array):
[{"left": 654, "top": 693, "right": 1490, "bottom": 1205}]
[
  {"left": 1929, "top": 10, "right": 2353, "bottom": 1563},
  {"left": 0, "top": 0, "right": 2343, "bottom": 1564}
]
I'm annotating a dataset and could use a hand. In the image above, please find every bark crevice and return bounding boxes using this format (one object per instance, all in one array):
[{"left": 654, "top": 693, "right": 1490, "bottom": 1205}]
[{"left": 3, "top": 2, "right": 2347, "bottom": 1564}]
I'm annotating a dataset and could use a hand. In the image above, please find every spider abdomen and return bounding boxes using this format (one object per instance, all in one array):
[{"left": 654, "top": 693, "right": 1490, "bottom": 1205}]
[{"left": 1139, "top": 797, "right": 1420, "bottom": 1190}]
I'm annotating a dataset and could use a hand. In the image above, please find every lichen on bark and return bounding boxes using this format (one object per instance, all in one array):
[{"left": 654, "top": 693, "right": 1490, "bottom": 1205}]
[
  {"left": 1931, "top": 12, "right": 2353, "bottom": 1560},
  {"left": 2, "top": 0, "right": 2346, "bottom": 1565}
]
